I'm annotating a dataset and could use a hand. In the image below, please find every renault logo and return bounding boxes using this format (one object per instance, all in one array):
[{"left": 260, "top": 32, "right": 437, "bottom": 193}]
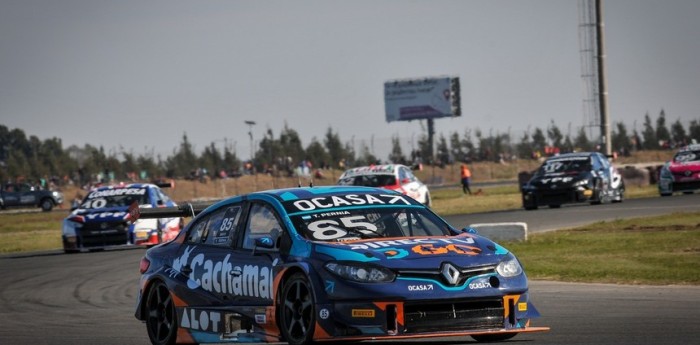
[{"left": 441, "top": 263, "right": 461, "bottom": 286}]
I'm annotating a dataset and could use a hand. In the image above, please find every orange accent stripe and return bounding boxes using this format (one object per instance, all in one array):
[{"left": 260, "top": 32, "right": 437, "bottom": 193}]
[
  {"left": 373, "top": 302, "right": 405, "bottom": 326},
  {"left": 175, "top": 328, "right": 196, "bottom": 344},
  {"left": 313, "top": 320, "right": 333, "bottom": 340},
  {"left": 502, "top": 295, "right": 521, "bottom": 318},
  {"left": 171, "top": 292, "right": 188, "bottom": 307}
]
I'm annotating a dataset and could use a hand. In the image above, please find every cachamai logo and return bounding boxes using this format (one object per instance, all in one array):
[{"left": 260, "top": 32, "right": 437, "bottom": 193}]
[{"left": 172, "top": 246, "right": 275, "bottom": 299}]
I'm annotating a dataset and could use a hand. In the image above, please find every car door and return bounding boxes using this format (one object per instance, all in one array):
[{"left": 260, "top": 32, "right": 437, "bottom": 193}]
[
  {"left": 226, "top": 200, "right": 288, "bottom": 307},
  {"left": 2, "top": 183, "right": 21, "bottom": 206},
  {"left": 592, "top": 154, "right": 611, "bottom": 194},
  {"left": 173, "top": 203, "right": 244, "bottom": 302}
]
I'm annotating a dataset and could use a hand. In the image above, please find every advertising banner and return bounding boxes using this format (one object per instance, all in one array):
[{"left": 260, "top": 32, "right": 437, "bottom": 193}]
[{"left": 384, "top": 76, "right": 458, "bottom": 122}]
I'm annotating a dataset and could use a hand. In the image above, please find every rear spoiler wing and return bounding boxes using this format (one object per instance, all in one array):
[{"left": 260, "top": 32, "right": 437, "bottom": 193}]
[
  {"left": 154, "top": 180, "right": 175, "bottom": 189},
  {"left": 126, "top": 201, "right": 211, "bottom": 223}
]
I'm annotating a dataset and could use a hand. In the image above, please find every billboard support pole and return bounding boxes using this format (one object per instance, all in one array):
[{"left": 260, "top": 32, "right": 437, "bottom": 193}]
[
  {"left": 596, "top": 0, "right": 612, "bottom": 157},
  {"left": 428, "top": 118, "right": 435, "bottom": 163}
]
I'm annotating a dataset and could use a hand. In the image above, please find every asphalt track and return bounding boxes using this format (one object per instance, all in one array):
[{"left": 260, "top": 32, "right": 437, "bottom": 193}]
[{"left": 1, "top": 195, "right": 699, "bottom": 345}]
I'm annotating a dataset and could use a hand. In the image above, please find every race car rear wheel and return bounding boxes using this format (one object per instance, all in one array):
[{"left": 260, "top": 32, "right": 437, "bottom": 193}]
[
  {"left": 471, "top": 333, "right": 517, "bottom": 342},
  {"left": 145, "top": 281, "right": 178, "bottom": 345},
  {"left": 279, "top": 273, "right": 316, "bottom": 345}
]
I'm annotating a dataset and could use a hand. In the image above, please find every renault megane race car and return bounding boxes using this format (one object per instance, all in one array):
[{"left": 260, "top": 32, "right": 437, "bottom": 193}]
[
  {"left": 62, "top": 182, "right": 182, "bottom": 253},
  {"left": 658, "top": 144, "right": 700, "bottom": 196},
  {"left": 337, "top": 164, "right": 431, "bottom": 206},
  {"left": 132, "top": 186, "right": 548, "bottom": 345},
  {"left": 521, "top": 152, "right": 624, "bottom": 210}
]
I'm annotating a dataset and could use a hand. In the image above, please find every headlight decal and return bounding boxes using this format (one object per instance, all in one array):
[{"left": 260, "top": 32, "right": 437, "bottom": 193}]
[
  {"left": 324, "top": 262, "right": 395, "bottom": 283},
  {"left": 496, "top": 258, "right": 523, "bottom": 277}
]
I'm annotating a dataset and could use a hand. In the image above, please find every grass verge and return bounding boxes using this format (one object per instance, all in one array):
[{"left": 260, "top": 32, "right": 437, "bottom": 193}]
[
  {"left": 2, "top": 184, "right": 688, "bottom": 286},
  {"left": 429, "top": 184, "right": 659, "bottom": 216},
  {"left": 503, "top": 212, "right": 700, "bottom": 285},
  {"left": 0, "top": 211, "right": 65, "bottom": 253}
]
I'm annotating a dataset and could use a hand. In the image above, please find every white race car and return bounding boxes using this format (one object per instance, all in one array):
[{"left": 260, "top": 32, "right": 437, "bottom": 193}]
[{"left": 337, "top": 164, "right": 431, "bottom": 205}]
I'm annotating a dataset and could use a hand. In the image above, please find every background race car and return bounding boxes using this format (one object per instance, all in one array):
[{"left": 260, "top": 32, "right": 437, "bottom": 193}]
[
  {"left": 658, "top": 144, "right": 700, "bottom": 196},
  {"left": 337, "top": 164, "right": 431, "bottom": 206},
  {"left": 62, "top": 182, "right": 182, "bottom": 253},
  {"left": 133, "top": 186, "right": 547, "bottom": 345},
  {"left": 521, "top": 152, "right": 624, "bottom": 210}
]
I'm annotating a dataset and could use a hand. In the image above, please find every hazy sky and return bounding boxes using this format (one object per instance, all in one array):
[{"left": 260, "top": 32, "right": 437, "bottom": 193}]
[{"left": 1, "top": 0, "right": 699, "bottom": 161}]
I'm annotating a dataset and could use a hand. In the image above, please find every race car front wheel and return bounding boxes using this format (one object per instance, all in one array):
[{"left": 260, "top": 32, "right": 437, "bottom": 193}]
[
  {"left": 471, "top": 333, "right": 517, "bottom": 342},
  {"left": 145, "top": 281, "right": 178, "bottom": 345},
  {"left": 279, "top": 273, "right": 316, "bottom": 345}
]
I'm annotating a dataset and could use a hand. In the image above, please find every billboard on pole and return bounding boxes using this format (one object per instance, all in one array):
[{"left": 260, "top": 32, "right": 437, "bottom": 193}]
[{"left": 384, "top": 76, "right": 461, "bottom": 122}]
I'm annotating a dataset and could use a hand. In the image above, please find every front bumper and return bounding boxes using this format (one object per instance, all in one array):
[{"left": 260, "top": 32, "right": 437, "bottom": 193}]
[
  {"left": 522, "top": 187, "right": 593, "bottom": 207},
  {"left": 312, "top": 293, "right": 547, "bottom": 341},
  {"left": 659, "top": 176, "right": 700, "bottom": 194}
]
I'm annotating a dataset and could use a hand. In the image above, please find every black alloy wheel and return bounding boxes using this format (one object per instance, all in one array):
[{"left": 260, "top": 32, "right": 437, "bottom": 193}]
[
  {"left": 145, "top": 281, "right": 178, "bottom": 345},
  {"left": 279, "top": 273, "right": 316, "bottom": 345}
]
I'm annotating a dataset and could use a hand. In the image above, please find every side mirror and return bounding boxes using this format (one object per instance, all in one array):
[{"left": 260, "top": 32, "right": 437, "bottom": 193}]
[
  {"left": 254, "top": 235, "right": 275, "bottom": 249},
  {"left": 462, "top": 227, "right": 479, "bottom": 235}
]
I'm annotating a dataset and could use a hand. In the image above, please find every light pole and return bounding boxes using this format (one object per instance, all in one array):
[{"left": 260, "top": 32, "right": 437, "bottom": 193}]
[{"left": 245, "top": 121, "right": 256, "bottom": 173}]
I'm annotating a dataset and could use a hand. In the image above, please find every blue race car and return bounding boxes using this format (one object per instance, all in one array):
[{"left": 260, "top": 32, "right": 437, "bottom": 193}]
[
  {"left": 62, "top": 182, "right": 182, "bottom": 253},
  {"left": 132, "top": 186, "right": 548, "bottom": 345}
]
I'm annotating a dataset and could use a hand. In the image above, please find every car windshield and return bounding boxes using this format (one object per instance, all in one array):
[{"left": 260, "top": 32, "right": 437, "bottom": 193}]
[
  {"left": 80, "top": 187, "right": 150, "bottom": 209},
  {"left": 337, "top": 174, "right": 397, "bottom": 187},
  {"left": 673, "top": 150, "right": 700, "bottom": 163},
  {"left": 288, "top": 205, "right": 452, "bottom": 242},
  {"left": 536, "top": 157, "right": 590, "bottom": 175}
]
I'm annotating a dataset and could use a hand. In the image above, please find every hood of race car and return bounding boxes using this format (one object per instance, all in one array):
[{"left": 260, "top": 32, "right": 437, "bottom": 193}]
[{"left": 313, "top": 233, "right": 510, "bottom": 269}]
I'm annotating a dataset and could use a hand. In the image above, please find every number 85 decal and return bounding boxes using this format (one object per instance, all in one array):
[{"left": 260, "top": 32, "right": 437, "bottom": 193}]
[{"left": 307, "top": 216, "right": 378, "bottom": 240}]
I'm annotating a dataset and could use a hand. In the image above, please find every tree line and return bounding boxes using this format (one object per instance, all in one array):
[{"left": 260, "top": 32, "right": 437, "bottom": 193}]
[{"left": 1, "top": 109, "right": 698, "bottom": 187}]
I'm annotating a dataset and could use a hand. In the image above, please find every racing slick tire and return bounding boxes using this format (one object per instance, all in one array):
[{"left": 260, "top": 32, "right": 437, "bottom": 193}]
[
  {"left": 471, "top": 333, "right": 517, "bottom": 342},
  {"left": 590, "top": 179, "right": 604, "bottom": 205},
  {"left": 40, "top": 198, "right": 54, "bottom": 212},
  {"left": 612, "top": 184, "right": 625, "bottom": 203},
  {"left": 145, "top": 280, "right": 179, "bottom": 345},
  {"left": 279, "top": 273, "right": 316, "bottom": 345},
  {"left": 548, "top": 204, "right": 561, "bottom": 209},
  {"left": 522, "top": 195, "right": 537, "bottom": 210}
]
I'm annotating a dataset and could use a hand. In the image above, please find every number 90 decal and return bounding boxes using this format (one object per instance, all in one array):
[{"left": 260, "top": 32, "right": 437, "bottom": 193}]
[{"left": 307, "top": 216, "right": 378, "bottom": 240}]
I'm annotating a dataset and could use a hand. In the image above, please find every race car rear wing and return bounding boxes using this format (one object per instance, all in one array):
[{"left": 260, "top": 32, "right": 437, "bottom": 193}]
[
  {"left": 126, "top": 201, "right": 210, "bottom": 223},
  {"left": 153, "top": 180, "right": 175, "bottom": 189}
]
